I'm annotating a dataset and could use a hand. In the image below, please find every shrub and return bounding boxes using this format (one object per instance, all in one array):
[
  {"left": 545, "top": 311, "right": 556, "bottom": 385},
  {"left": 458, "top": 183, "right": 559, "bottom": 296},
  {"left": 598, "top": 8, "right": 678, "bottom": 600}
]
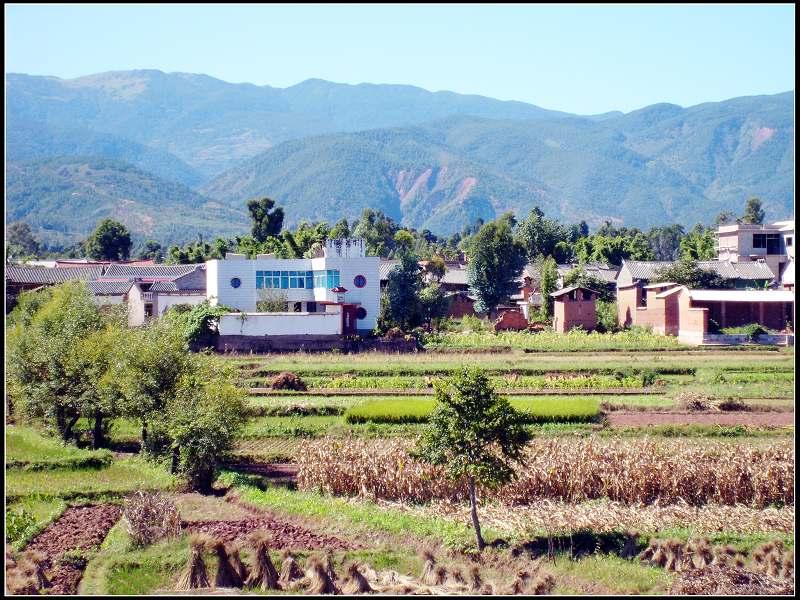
[
  {"left": 5, "top": 507, "right": 36, "bottom": 547},
  {"left": 122, "top": 491, "right": 182, "bottom": 548},
  {"left": 677, "top": 392, "right": 714, "bottom": 411},
  {"left": 720, "top": 323, "right": 770, "bottom": 341},
  {"left": 269, "top": 372, "right": 308, "bottom": 391}
]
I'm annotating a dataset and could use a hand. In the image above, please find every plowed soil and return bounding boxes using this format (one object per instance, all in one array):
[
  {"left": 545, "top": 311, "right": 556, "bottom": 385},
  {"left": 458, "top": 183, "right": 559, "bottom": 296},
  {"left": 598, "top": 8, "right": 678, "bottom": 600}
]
[
  {"left": 607, "top": 411, "right": 794, "bottom": 427},
  {"left": 25, "top": 504, "right": 121, "bottom": 595},
  {"left": 182, "top": 517, "right": 356, "bottom": 551}
]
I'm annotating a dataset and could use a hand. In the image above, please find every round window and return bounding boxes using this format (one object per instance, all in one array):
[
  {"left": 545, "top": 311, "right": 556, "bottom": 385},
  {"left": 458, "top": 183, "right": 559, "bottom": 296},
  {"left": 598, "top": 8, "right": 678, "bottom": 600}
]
[
  {"left": 355, "top": 307, "right": 367, "bottom": 320},
  {"left": 354, "top": 274, "right": 367, "bottom": 288},
  {"left": 230, "top": 277, "right": 241, "bottom": 289}
]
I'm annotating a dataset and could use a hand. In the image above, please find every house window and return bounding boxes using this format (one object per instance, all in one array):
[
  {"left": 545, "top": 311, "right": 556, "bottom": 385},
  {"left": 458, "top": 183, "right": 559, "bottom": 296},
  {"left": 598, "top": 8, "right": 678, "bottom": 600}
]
[
  {"left": 354, "top": 274, "right": 367, "bottom": 288},
  {"left": 582, "top": 290, "right": 592, "bottom": 301},
  {"left": 786, "top": 237, "right": 793, "bottom": 247},
  {"left": 356, "top": 307, "right": 367, "bottom": 320},
  {"left": 230, "top": 277, "right": 241, "bottom": 289},
  {"left": 312, "top": 270, "right": 340, "bottom": 289},
  {"left": 753, "top": 233, "right": 767, "bottom": 249},
  {"left": 293, "top": 302, "right": 302, "bottom": 312},
  {"left": 307, "top": 302, "right": 317, "bottom": 313}
]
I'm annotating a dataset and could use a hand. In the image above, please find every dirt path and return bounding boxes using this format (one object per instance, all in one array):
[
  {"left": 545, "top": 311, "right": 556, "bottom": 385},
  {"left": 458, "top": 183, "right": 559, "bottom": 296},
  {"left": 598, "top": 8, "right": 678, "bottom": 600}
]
[
  {"left": 25, "top": 504, "right": 121, "bottom": 595},
  {"left": 607, "top": 411, "right": 795, "bottom": 427}
]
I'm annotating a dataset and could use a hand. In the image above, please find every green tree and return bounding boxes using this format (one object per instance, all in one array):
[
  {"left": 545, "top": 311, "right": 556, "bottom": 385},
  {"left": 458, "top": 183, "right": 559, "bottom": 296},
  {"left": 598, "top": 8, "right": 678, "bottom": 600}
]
[
  {"left": 652, "top": 258, "right": 732, "bottom": 289},
  {"left": 515, "top": 207, "right": 568, "bottom": 262},
  {"left": 393, "top": 230, "right": 415, "bottom": 254},
  {"left": 380, "top": 252, "right": 423, "bottom": 331},
  {"left": 85, "top": 219, "right": 132, "bottom": 261},
  {"left": 740, "top": 197, "right": 766, "bottom": 225},
  {"left": 7, "top": 282, "right": 104, "bottom": 441},
  {"left": 466, "top": 219, "right": 527, "bottom": 315},
  {"left": 352, "top": 208, "right": 400, "bottom": 257},
  {"left": 329, "top": 218, "right": 351, "bottom": 240},
  {"left": 419, "top": 282, "right": 449, "bottom": 330},
  {"left": 715, "top": 211, "right": 737, "bottom": 226},
  {"left": 647, "top": 224, "right": 685, "bottom": 261},
  {"left": 136, "top": 240, "right": 163, "bottom": 261},
  {"left": 680, "top": 224, "right": 717, "bottom": 260},
  {"left": 538, "top": 256, "right": 559, "bottom": 320},
  {"left": 247, "top": 197, "right": 285, "bottom": 243},
  {"left": 412, "top": 367, "right": 531, "bottom": 551},
  {"left": 6, "top": 222, "right": 40, "bottom": 259},
  {"left": 423, "top": 256, "right": 447, "bottom": 282}
]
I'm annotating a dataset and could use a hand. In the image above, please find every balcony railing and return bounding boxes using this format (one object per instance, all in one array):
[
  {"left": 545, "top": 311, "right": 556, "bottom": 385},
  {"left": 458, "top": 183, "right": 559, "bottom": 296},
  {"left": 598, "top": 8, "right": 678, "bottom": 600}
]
[{"left": 142, "top": 292, "right": 153, "bottom": 301}]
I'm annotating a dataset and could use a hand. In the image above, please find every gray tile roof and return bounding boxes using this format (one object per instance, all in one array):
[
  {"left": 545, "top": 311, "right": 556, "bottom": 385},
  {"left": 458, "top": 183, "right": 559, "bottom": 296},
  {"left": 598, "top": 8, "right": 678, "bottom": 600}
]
[
  {"left": 378, "top": 260, "right": 400, "bottom": 281},
  {"left": 87, "top": 280, "right": 134, "bottom": 296},
  {"left": 622, "top": 260, "right": 774, "bottom": 281},
  {"left": 551, "top": 285, "right": 599, "bottom": 298},
  {"left": 103, "top": 264, "right": 202, "bottom": 279},
  {"left": 441, "top": 266, "right": 468, "bottom": 286},
  {"left": 5, "top": 266, "right": 104, "bottom": 284}
]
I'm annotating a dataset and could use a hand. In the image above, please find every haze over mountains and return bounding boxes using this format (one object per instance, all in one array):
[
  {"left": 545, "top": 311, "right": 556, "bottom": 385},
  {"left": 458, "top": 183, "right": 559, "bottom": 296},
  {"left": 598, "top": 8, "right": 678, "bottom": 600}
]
[{"left": 5, "top": 70, "right": 794, "bottom": 246}]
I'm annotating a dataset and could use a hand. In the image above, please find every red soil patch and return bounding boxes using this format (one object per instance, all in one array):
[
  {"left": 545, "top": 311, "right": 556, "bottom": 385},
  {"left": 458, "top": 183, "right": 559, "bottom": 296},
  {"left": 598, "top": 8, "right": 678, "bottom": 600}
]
[
  {"left": 607, "top": 411, "right": 794, "bottom": 427},
  {"left": 25, "top": 504, "right": 121, "bottom": 595},
  {"left": 182, "top": 518, "right": 355, "bottom": 551}
]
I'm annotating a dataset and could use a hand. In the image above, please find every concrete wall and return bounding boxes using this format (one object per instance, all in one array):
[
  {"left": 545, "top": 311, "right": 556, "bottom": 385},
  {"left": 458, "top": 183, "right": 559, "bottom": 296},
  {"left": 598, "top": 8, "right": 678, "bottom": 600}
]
[
  {"left": 215, "top": 335, "right": 418, "bottom": 354},
  {"left": 218, "top": 310, "right": 342, "bottom": 337},
  {"left": 127, "top": 285, "right": 146, "bottom": 327},
  {"left": 677, "top": 289, "right": 708, "bottom": 345},
  {"left": 617, "top": 285, "right": 641, "bottom": 328},
  {"left": 154, "top": 293, "right": 206, "bottom": 316}
]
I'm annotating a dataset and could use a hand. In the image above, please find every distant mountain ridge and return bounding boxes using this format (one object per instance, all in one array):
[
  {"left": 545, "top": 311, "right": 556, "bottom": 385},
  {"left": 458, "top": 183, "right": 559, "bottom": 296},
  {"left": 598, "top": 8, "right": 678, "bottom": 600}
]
[{"left": 4, "top": 70, "right": 794, "bottom": 243}]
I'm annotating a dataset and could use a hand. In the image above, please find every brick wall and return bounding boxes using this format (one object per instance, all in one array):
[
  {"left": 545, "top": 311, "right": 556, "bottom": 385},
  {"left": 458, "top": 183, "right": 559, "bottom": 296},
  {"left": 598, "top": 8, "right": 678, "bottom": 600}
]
[
  {"left": 554, "top": 295, "right": 597, "bottom": 333},
  {"left": 617, "top": 285, "right": 640, "bottom": 328}
]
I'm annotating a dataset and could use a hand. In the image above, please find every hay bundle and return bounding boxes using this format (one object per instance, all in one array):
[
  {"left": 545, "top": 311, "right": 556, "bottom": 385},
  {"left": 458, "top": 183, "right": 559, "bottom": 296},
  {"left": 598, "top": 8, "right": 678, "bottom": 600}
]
[
  {"left": 620, "top": 529, "right": 639, "bottom": 560},
  {"left": 270, "top": 372, "right": 307, "bottom": 391},
  {"left": 305, "top": 555, "right": 340, "bottom": 594},
  {"left": 176, "top": 534, "right": 211, "bottom": 591},
  {"left": 780, "top": 552, "right": 794, "bottom": 579},
  {"left": 226, "top": 543, "right": 249, "bottom": 583},
  {"left": 323, "top": 552, "right": 338, "bottom": 582},
  {"left": 663, "top": 539, "right": 684, "bottom": 572},
  {"left": 341, "top": 562, "right": 373, "bottom": 594},
  {"left": 209, "top": 539, "right": 242, "bottom": 589},
  {"left": 244, "top": 532, "right": 280, "bottom": 590},
  {"left": 506, "top": 570, "right": 532, "bottom": 594},
  {"left": 686, "top": 538, "right": 714, "bottom": 569},
  {"left": 278, "top": 550, "right": 304, "bottom": 587},
  {"left": 468, "top": 565, "right": 484, "bottom": 592},
  {"left": 20, "top": 550, "right": 50, "bottom": 589},
  {"left": 420, "top": 550, "right": 440, "bottom": 586},
  {"left": 433, "top": 565, "right": 448, "bottom": 586},
  {"left": 5, "top": 569, "right": 39, "bottom": 596},
  {"left": 531, "top": 572, "right": 556, "bottom": 595},
  {"left": 446, "top": 566, "right": 466, "bottom": 588},
  {"left": 670, "top": 565, "right": 794, "bottom": 595},
  {"left": 5, "top": 544, "right": 16, "bottom": 570}
]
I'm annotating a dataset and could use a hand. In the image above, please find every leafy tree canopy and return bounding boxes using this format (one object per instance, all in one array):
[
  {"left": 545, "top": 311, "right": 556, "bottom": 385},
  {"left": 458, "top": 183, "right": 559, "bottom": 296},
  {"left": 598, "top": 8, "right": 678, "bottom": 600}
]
[{"left": 85, "top": 218, "right": 132, "bottom": 261}]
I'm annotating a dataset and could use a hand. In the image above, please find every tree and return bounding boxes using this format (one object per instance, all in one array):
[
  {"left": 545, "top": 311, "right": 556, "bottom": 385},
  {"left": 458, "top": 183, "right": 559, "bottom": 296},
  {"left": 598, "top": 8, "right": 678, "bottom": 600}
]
[
  {"left": 740, "top": 197, "right": 765, "bottom": 225},
  {"left": 652, "top": 258, "right": 732, "bottom": 289},
  {"left": 85, "top": 219, "right": 132, "bottom": 261},
  {"left": 256, "top": 289, "right": 288, "bottom": 312},
  {"left": 412, "top": 367, "right": 531, "bottom": 551},
  {"left": 136, "top": 240, "right": 163, "bottom": 261},
  {"left": 418, "top": 282, "right": 449, "bottom": 330},
  {"left": 381, "top": 252, "right": 423, "bottom": 331},
  {"left": 6, "top": 222, "right": 40, "bottom": 259},
  {"left": 352, "top": 209, "right": 400, "bottom": 257},
  {"left": 715, "top": 211, "right": 736, "bottom": 226},
  {"left": 466, "top": 219, "right": 527, "bottom": 315},
  {"left": 393, "top": 230, "right": 415, "bottom": 254},
  {"left": 329, "top": 218, "right": 351, "bottom": 240},
  {"left": 680, "top": 224, "right": 717, "bottom": 260},
  {"left": 423, "top": 256, "right": 447, "bottom": 282},
  {"left": 574, "top": 233, "right": 654, "bottom": 266},
  {"left": 515, "top": 207, "right": 568, "bottom": 262},
  {"left": 538, "top": 256, "right": 559, "bottom": 320},
  {"left": 647, "top": 224, "right": 685, "bottom": 261},
  {"left": 247, "top": 197, "right": 285, "bottom": 243}
]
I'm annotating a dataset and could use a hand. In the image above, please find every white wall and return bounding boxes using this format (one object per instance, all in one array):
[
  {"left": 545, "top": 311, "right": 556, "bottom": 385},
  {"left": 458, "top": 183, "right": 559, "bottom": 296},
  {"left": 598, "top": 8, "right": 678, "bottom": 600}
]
[
  {"left": 207, "top": 252, "right": 380, "bottom": 332},
  {"left": 155, "top": 294, "right": 207, "bottom": 316},
  {"left": 127, "top": 285, "right": 146, "bottom": 327},
  {"left": 218, "top": 310, "right": 342, "bottom": 336}
]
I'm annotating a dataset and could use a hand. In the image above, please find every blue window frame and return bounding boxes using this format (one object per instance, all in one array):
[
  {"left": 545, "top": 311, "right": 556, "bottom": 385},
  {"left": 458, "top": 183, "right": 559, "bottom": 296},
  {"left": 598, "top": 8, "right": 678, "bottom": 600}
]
[{"left": 258, "top": 269, "right": 340, "bottom": 289}]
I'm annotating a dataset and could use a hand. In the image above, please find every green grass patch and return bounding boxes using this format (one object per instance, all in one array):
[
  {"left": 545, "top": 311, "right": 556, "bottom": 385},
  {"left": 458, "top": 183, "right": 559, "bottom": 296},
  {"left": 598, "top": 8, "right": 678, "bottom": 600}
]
[
  {"left": 550, "top": 552, "right": 675, "bottom": 595},
  {"left": 5, "top": 496, "right": 68, "bottom": 550},
  {"left": 421, "top": 329, "right": 685, "bottom": 351},
  {"left": 604, "top": 425, "right": 793, "bottom": 438},
  {"left": 219, "top": 473, "right": 501, "bottom": 551},
  {"left": 344, "top": 397, "right": 600, "bottom": 425},
  {"left": 6, "top": 457, "right": 178, "bottom": 501},
  {"left": 6, "top": 425, "right": 113, "bottom": 470}
]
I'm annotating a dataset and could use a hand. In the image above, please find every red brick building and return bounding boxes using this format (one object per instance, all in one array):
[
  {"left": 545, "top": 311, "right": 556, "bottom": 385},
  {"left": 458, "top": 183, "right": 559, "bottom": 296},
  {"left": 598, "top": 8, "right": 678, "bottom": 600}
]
[{"left": 551, "top": 286, "right": 598, "bottom": 333}]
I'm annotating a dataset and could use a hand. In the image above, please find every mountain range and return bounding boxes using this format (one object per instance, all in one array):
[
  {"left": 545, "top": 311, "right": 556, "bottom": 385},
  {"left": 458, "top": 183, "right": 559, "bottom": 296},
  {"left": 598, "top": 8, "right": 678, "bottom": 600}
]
[{"left": 5, "top": 70, "right": 794, "bottom": 245}]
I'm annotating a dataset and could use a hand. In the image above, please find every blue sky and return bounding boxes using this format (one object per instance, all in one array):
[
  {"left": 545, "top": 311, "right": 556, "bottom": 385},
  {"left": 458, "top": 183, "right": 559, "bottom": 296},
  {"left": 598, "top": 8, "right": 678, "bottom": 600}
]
[{"left": 5, "top": 4, "right": 794, "bottom": 114}]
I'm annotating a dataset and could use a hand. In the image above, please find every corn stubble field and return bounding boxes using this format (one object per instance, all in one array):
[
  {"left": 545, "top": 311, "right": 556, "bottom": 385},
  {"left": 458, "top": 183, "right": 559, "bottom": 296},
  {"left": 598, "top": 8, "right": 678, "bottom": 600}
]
[{"left": 6, "top": 343, "right": 795, "bottom": 595}]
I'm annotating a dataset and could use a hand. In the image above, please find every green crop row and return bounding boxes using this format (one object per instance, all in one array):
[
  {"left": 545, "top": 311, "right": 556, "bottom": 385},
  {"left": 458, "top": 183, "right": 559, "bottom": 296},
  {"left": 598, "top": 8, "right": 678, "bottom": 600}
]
[{"left": 344, "top": 398, "right": 600, "bottom": 425}]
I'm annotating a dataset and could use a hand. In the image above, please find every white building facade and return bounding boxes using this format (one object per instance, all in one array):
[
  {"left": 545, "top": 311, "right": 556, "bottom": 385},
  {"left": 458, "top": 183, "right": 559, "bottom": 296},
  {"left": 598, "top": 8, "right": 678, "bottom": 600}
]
[{"left": 206, "top": 239, "right": 380, "bottom": 335}]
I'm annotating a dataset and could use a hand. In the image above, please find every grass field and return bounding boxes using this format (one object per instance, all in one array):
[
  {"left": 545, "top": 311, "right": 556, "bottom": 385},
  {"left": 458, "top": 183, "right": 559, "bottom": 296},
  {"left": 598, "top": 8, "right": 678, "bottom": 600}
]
[{"left": 6, "top": 425, "right": 113, "bottom": 469}]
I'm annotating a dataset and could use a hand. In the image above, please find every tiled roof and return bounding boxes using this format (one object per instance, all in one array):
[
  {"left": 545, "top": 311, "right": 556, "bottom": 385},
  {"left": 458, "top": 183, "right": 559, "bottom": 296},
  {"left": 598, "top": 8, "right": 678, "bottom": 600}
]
[
  {"left": 5, "top": 266, "right": 104, "bottom": 284},
  {"left": 87, "top": 280, "right": 134, "bottom": 296},
  {"left": 378, "top": 260, "right": 401, "bottom": 280},
  {"left": 103, "top": 264, "right": 202, "bottom": 280},
  {"left": 551, "top": 285, "right": 599, "bottom": 298},
  {"left": 521, "top": 262, "right": 618, "bottom": 284},
  {"left": 622, "top": 260, "right": 774, "bottom": 281}
]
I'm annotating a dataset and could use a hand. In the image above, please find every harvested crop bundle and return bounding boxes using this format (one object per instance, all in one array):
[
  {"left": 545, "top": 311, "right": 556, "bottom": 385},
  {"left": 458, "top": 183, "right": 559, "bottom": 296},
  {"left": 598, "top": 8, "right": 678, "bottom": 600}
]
[
  {"left": 245, "top": 531, "right": 280, "bottom": 590},
  {"left": 270, "top": 372, "right": 307, "bottom": 391},
  {"left": 176, "top": 534, "right": 211, "bottom": 590},
  {"left": 341, "top": 562, "right": 373, "bottom": 594},
  {"left": 226, "top": 543, "right": 249, "bottom": 583},
  {"left": 305, "top": 555, "right": 339, "bottom": 594},
  {"left": 278, "top": 550, "right": 304, "bottom": 587},
  {"left": 210, "top": 539, "right": 242, "bottom": 588}
]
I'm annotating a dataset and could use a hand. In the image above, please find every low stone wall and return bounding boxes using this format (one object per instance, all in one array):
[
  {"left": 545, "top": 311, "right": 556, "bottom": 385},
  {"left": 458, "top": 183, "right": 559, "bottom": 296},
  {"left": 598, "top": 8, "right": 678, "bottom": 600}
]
[
  {"left": 215, "top": 334, "right": 418, "bottom": 354},
  {"left": 702, "top": 333, "right": 794, "bottom": 346}
]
